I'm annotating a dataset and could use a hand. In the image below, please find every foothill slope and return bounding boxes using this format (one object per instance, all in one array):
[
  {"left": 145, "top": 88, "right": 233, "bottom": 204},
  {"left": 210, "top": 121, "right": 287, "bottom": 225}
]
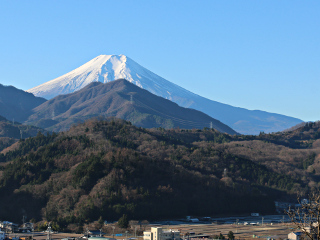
[{"left": 0, "top": 118, "right": 319, "bottom": 228}]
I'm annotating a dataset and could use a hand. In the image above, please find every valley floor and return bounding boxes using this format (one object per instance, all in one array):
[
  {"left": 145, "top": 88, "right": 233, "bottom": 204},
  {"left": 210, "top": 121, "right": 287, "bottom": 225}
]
[
  {"left": 152, "top": 222, "right": 294, "bottom": 239},
  {"left": 7, "top": 222, "right": 295, "bottom": 240}
]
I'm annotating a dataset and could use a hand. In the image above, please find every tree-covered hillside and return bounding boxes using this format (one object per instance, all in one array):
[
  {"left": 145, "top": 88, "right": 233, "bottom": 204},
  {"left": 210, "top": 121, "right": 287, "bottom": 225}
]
[
  {"left": 0, "top": 118, "right": 319, "bottom": 231},
  {"left": 0, "top": 115, "right": 47, "bottom": 152}
]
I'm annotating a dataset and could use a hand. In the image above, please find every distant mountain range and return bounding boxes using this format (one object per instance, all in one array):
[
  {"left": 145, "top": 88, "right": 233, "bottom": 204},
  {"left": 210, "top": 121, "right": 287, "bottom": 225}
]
[
  {"left": 25, "top": 79, "right": 238, "bottom": 135},
  {"left": 27, "top": 54, "right": 303, "bottom": 134},
  {"left": 0, "top": 84, "right": 46, "bottom": 122}
]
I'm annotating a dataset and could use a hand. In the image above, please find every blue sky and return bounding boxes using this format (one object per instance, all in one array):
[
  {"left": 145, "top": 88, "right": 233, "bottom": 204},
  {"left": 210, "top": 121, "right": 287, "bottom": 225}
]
[{"left": 0, "top": 1, "right": 319, "bottom": 121}]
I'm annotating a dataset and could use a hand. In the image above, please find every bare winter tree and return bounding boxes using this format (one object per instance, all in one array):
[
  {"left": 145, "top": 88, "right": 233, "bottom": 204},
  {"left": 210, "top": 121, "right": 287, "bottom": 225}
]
[{"left": 287, "top": 191, "right": 320, "bottom": 240}]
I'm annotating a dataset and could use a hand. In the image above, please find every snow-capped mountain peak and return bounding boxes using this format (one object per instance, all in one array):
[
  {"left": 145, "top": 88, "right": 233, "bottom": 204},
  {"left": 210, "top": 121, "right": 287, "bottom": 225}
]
[
  {"left": 27, "top": 54, "right": 189, "bottom": 101},
  {"left": 27, "top": 54, "right": 302, "bottom": 134}
]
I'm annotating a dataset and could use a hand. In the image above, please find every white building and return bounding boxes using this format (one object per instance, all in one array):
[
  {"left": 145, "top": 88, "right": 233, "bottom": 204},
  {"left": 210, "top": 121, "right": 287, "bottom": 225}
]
[
  {"left": 288, "top": 232, "right": 301, "bottom": 240},
  {"left": 144, "top": 227, "right": 180, "bottom": 240}
]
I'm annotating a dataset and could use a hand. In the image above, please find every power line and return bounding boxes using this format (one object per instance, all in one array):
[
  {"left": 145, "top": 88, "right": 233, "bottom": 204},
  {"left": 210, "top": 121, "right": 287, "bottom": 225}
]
[
  {"left": 133, "top": 98, "right": 224, "bottom": 131},
  {"left": 134, "top": 98, "right": 204, "bottom": 127}
]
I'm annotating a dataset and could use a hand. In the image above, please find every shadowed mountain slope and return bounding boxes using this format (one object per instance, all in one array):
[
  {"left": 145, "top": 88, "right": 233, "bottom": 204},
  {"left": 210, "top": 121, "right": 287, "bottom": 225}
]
[
  {"left": 0, "top": 84, "right": 46, "bottom": 122},
  {"left": 26, "top": 79, "right": 238, "bottom": 135}
]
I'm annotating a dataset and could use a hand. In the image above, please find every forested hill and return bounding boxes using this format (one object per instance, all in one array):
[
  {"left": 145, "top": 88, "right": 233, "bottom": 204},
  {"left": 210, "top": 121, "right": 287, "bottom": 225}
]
[
  {"left": 0, "top": 118, "right": 319, "bottom": 230},
  {"left": 0, "top": 115, "right": 46, "bottom": 152}
]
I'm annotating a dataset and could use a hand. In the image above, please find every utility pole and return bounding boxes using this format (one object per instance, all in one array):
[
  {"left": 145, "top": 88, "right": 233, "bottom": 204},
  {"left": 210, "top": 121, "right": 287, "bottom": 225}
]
[
  {"left": 86, "top": 227, "right": 89, "bottom": 239},
  {"left": 46, "top": 223, "right": 51, "bottom": 240},
  {"left": 20, "top": 130, "right": 23, "bottom": 139},
  {"left": 210, "top": 122, "right": 213, "bottom": 129},
  {"left": 236, "top": 219, "right": 239, "bottom": 233}
]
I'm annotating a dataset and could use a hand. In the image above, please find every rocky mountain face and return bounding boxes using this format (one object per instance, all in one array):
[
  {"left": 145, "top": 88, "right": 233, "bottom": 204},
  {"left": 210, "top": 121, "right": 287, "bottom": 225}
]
[
  {"left": 0, "top": 84, "right": 46, "bottom": 122},
  {"left": 26, "top": 79, "right": 238, "bottom": 135},
  {"left": 27, "top": 55, "right": 302, "bottom": 135}
]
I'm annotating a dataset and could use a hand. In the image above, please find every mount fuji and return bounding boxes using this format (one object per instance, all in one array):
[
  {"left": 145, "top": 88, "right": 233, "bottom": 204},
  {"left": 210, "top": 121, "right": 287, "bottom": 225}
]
[{"left": 27, "top": 55, "right": 302, "bottom": 134}]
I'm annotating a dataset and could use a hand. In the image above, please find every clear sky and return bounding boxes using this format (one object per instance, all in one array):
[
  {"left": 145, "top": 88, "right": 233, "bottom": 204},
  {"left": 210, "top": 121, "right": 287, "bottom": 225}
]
[{"left": 0, "top": 1, "right": 319, "bottom": 122}]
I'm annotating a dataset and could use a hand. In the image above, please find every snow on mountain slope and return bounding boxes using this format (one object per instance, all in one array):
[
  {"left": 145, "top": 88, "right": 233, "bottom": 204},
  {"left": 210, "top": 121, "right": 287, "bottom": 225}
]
[
  {"left": 27, "top": 55, "right": 303, "bottom": 134},
  {"left": 27, "top": 55, "right": 195, "bottom": 105}
]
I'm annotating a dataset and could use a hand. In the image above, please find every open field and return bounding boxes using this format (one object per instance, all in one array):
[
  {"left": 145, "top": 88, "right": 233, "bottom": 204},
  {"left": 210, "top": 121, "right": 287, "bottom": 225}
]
[
  {"left": 7, "top": 221, "right": 297, "bottom": 240},
  {"left": 146, "top": 222, "right": 296, "bottom": 240}
]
